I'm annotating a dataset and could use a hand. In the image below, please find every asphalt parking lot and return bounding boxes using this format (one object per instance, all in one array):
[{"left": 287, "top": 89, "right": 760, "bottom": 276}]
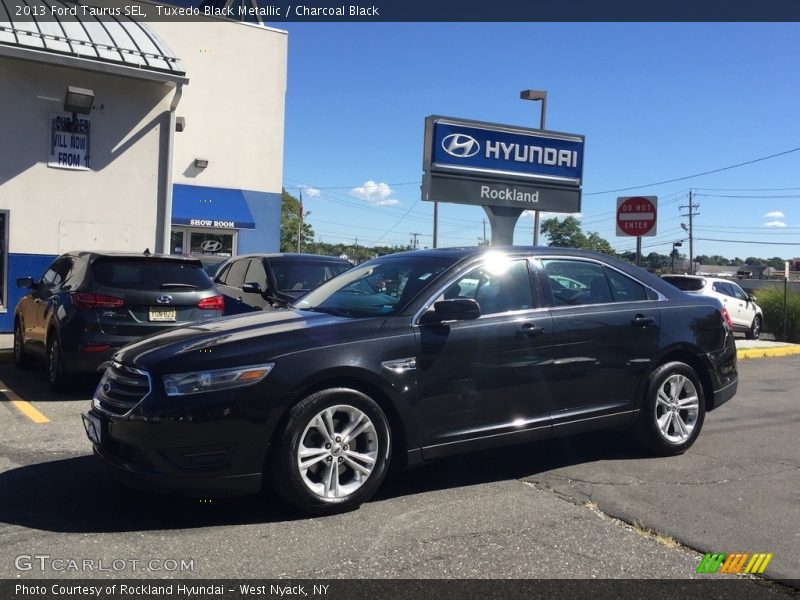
[{"left": 0, "top": 356, "right": 798, "bottom": 586}]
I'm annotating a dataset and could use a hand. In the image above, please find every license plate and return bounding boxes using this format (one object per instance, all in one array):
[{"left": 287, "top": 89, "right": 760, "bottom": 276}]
[
  {"left": 149, "top": 307, "right": 176, "bottom": 322},
  {"left": 82, "top": 413, "right": 102, "bottom": 444}
]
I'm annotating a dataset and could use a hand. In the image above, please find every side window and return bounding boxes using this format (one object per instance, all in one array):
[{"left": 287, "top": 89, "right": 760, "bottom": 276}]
[
  {"left": 542, "top": 259, "right": 611, "bottom": 306},
  {"left": 224, "top": 259, "right": 249, "bottom": 289},
  {"left": 606, "top": 268, "right": 648, "bottom": 302},
  {"left": 244, "top": 259, "right": 268, "bottom": 291},
  {"left": 40, "top": 257, "right": 73, "bottom": 291},
  {"left": 443, "top": 259, "right": 533, "bottom": 315},
  {"left": 712, "top": 281, "right": 730, "bottom": 296},
  {"left": 214, "top": 262, "right": 231, "bottom": 284},
  {"left": 730, "top": 284, "right": 748, "bottom": 301}
]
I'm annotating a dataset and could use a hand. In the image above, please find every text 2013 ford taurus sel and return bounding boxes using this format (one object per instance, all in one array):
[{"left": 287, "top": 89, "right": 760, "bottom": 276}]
[{"left": 83, "top": 247, "right": 737, "bottom": 515}]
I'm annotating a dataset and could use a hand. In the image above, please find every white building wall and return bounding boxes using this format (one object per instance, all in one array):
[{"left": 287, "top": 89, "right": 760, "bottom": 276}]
[
  {"left": 0, "top": 56, "right": 176, "bottom": 255},
  {"left": 151, "top": 19, "right": 288, "bottom": 194}
]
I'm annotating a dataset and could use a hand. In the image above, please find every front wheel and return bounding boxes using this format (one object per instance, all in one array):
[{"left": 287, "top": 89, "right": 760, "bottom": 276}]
[
  {"left": 746, "top": 315, "right": 762, "bottom": 340},
  {"left": 269, "top": 388, "right": 391, "bottom": 515},
  {"left": 634, "top": 362, "right": 706, "bottom": 456}
]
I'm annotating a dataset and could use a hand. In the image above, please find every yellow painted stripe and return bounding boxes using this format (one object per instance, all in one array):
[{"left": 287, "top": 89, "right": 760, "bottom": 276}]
[
  {"left": 10, "top": 399, "right": 50, "bottom": 423},
  {"left": 738, "top": 345, "right": 800, "bottom": 360},
  {"left": 757, "top": 553, "right": 774, "bottom": 574},
  {"left": 0, "top": 378, "right": 50, "bottom": 424}
]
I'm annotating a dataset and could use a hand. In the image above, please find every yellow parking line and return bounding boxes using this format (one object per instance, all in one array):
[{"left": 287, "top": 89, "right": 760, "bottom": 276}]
[{"left": 0, "top": 379, "right": 50, "bottom": 424}]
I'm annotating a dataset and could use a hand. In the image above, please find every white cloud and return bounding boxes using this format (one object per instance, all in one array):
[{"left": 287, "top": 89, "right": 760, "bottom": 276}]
[
  {"left": 522, "top": 210, "right": 581, "bottom": 220},
  {"left": 764, "top": 220, "right": 787, "bottom": 228},
  {"left": 350, "top": 180, "right": 400, "bottom": 206},
  {"left": 763, "top": 211, "right": 785, "bottom": 219},
  {"left": 300, "top": 185, "right": 321, "bottom": 198}
]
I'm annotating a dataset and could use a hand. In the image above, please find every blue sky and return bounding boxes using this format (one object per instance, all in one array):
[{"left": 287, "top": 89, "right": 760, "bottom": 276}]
[{"left": 278, "top": 23, "right": 800, "bottom": 260}]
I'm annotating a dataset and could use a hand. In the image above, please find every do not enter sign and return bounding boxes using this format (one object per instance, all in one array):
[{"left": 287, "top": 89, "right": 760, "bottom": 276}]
[{"left": 616, "top": 196, "right": 658, "bottom": 237}]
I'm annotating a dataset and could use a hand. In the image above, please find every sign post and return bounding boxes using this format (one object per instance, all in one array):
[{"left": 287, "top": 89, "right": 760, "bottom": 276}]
[{"left": 616, "top": 196, "right": 658, "bottom": 267}]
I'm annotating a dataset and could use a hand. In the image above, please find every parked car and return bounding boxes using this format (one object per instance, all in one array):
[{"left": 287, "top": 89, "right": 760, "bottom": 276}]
[
  {"left": 14, "top": 252, "right": 224, "bottom": 391},
  {"left": 191, "top": 254, "right": 228, "bottom": 278},
  {"left": 213, "top": 253, "right": 351, "bottom": 314},
  {"left": 83, "top": 247, "right": 737, "bottom": 515},
  {"left": 661, "top": 274, "right": 763, "bottom": 339}
]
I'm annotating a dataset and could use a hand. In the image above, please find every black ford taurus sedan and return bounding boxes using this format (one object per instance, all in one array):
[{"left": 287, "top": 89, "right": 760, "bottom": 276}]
[{"left": 83, "top": 247, "right": 737, "bottom": 515}]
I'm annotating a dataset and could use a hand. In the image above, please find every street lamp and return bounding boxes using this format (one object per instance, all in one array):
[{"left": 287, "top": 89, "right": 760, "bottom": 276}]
[{"left": 520, "top": 89, "right": 547, "bottom": 246}]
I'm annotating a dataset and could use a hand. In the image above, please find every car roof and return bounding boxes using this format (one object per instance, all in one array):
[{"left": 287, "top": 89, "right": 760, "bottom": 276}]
[
  {"left": 231, "top": 253, "right": 351, "bottom": 263},
  {"left": 64, "top": 251, "right": 203, "bottom": 265}
]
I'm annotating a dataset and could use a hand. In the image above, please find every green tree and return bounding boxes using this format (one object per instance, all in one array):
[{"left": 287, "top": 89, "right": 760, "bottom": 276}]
[
  {"left": 768, "top": 256, "right": 786, "bottom": 270},
  {"left": 540, "top": 216, "right": 616, "bottom": 256},
  {"left": 280, "top": 189, "right": 314, "bottom": 253}
]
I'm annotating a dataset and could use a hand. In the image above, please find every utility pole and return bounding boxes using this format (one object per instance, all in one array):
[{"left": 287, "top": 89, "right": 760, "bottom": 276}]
[
  {"left": 410, "top": 232, "right": 421, "bottom": 250},
  {"left": 297, "top": 190, "right": 304, "bottom": 253},
  {"left": 483, "top": 219, "right": 487, "bottom": 245},
  {"left": 680, "top": 190, "right": 699, "bottom": 274}
]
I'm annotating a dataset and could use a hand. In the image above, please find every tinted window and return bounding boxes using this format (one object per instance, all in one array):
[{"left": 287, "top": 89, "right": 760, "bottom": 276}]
[
  {"left": 729, "top": 283, "right": 748, "bottom": 301},
  {"left": 214, "top": 262, "right": 232, "bottom": 284},
  {"left": 270, "top": 261, "right": 350, "bottom": 293},
  {"left": 91, "top": 260, "right": 212, "bottom": 290},
  {"left": 712, "top": 281, "right": 734, "bottom": 297},
  {"left": 40, "top": 257, "right": 73, "bottom": 290},
  {"left": 663, "top": 276, "right": 705, "bottom": 292},
  {"left": 244, "top": 259, "right": 268, "bottom": 290},
  {"left": 607, "top": 268, "right": 649, "bottom": 302},
  {"left": 223, "top": 259, "right": 249, "bottom": 289},
  {"left": 543, "top": 260, "right": 612, "bottom": 306},
  {"left": 443, "top": 260, "right": 533, "bottom": 315}
]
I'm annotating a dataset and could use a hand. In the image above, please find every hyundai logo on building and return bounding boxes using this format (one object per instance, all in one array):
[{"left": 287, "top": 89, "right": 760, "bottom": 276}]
[
  {"left": 200, "top": 240, "right": 223, "bottom": 252},
  {"left": 441, "top": 133, "right": 480, "bottom": 158},
  {"left": 155, "top": 295, "right": 173, "bottom": 305}
]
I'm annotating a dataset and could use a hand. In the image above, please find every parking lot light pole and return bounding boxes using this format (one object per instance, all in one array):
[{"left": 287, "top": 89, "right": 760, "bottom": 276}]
[{"left": 520, "top": 89, "right": 547, "bottom": 246}]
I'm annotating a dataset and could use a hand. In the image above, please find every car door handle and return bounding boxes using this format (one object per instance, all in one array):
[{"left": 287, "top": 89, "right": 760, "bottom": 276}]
[
  {"left": 631, "top": 315, "right": 656, "bottom": 327},
  {"left": 516, "top": 324, "right": 546, "bottom": 338}
]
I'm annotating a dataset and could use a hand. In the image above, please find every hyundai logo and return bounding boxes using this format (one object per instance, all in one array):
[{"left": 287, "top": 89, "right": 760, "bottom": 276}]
[
  {"left": 441, "top": 133, "right": 480, "bottom": 158},
  {"left": 155, "top": 295, "right": 173, "bottom": 305},
  {"left": 200, "top": 240, "right": 223, "bottom": 252}
]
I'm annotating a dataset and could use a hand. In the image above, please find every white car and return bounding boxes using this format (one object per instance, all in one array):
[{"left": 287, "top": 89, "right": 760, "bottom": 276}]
[{"left": 661, "top": 275, "right": 763, "bottom": 339}]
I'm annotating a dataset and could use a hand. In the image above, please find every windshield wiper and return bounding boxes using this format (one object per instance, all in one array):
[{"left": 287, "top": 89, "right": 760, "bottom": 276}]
[
  {"left": 302, "top": 306, "right": 350, "bottom": 317},
  {"left": 160, "top": 283, "right": 199, "bottom": 289}
]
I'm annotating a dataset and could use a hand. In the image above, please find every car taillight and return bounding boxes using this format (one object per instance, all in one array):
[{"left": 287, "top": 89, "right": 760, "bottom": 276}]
[
  {"left": 71, "top": 292, "right": 125, "bottom": 310},
  {"left": 198, "top": 295, "right": 224, "bottom": 312},
  {"left": 720, "top": 306, "right": 733, "bottom": 330}
]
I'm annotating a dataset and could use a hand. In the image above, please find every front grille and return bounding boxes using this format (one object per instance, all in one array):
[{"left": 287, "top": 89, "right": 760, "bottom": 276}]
[{"left": 94, "top": 361, "right": 151, "bottom": 416}]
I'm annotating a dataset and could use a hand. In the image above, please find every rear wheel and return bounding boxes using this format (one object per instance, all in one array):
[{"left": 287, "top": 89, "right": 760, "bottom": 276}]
[
  {"left": 13, "top": 321, "right": 33, "bottom": 369},
  {"left": 269, "top": 388, "right": 391, "bottom": 515},
  {"left": 47, "top": 335, "right": 70, "bottom": 392},
  {"left": 746, "top": 315, "right": 762, "bottom": 340},
  {"left": 634, "top": 361, "right": 705, "bottom": 456}
]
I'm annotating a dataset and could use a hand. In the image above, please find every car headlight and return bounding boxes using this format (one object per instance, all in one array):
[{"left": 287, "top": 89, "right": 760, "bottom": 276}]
[{"left": 163, "top": 363, "right": 275, "bottom": 396}]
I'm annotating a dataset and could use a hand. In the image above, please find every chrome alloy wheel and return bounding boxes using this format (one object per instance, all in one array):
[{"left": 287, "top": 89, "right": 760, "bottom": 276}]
[
  {"left": 297, "top": 404, "right": 379, "bottom": 499},
  {"left": 655, "top": 374, "right": 700, "bottom": 443}
]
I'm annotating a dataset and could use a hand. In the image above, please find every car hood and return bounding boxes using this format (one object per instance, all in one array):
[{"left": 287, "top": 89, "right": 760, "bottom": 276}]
[{"left": 113, "top": 309, "right": 385, "bottom": 374}]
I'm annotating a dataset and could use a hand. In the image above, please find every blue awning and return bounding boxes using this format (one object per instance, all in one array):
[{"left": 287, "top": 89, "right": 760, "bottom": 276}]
[{"left": 172, "top": 184, "right": 256, "bottom": 230}]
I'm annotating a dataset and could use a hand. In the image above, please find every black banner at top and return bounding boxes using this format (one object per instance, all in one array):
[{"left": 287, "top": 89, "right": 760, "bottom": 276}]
[{"left": 3, "top": 0, "right": 800, "bottom": 22}]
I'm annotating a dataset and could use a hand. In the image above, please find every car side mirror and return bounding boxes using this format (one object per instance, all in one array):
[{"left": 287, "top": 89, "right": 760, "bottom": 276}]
[
  {"left": 16, "top": 277, "right": 36, "bottom": 289},
  {"left": 748, "top": 295, "right": 757, "bottom": 303},
  {"left": 421, "top": 298, "right": 481, "bottom": 324},
  {"left": 241, "top": 282, "right": 262, "bottom": 294}
]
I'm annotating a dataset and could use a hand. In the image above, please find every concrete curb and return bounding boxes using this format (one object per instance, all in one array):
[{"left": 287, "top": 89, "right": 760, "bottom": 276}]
[{"left": 737, "top": 345, "right": 800, "bottom": 360}]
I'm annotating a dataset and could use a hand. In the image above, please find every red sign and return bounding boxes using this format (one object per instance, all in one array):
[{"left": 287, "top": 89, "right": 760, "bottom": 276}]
[{"left": 616, "top": 196, "right": 657, "bottom": 237}]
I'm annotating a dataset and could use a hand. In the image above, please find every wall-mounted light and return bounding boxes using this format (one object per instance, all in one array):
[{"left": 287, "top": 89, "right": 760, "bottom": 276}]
[
  {"left": 194, "top": 158, "right": 209, "bottom": 169},
  {"left": 64, "top": 86, "right": 94, "bottom": 114},
  {"left": 175, "top": 116, "right": 186, "bottom": 132}
]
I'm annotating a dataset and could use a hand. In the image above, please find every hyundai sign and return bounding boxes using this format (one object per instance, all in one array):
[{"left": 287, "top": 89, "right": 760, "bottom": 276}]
[{"left": 422, "top": 116, "right": 584, "bottom": 212}]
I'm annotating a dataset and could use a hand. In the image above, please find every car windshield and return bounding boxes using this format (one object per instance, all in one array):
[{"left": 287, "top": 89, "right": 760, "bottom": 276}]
[{"left": 293, "top": 255, "right": 453, "bottom": 317}]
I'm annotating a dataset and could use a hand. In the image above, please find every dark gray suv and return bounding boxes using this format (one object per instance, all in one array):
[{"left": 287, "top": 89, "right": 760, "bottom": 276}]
[{"left": 14, "top": 252, "right": 224, "bottom": 391}]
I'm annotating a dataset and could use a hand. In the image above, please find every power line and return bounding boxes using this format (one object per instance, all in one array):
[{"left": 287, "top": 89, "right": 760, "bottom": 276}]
[{"left": 695, "top": 238, "right": 800, "bottom": 246}]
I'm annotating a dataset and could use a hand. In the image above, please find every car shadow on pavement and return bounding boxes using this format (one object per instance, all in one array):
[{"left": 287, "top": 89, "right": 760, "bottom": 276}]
[
  {"left": 0, "top": 430, "right": 648, "bottom": 533},
  {"left": 0, "top": 364, "right": 99, "bottom": 402}
]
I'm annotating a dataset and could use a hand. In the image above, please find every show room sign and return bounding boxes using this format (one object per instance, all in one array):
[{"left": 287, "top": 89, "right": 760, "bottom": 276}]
[
  {"left": 422, "top": 115, "right": 585, "bottom": 213},
  {"left": 49, "top": 113, "right": 90, "bottom": 171}
]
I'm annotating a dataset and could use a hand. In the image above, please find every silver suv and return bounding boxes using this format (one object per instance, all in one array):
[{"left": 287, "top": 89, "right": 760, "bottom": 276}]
[{"left": 661, "top": 275, "right": 763, "bottom": 339}]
